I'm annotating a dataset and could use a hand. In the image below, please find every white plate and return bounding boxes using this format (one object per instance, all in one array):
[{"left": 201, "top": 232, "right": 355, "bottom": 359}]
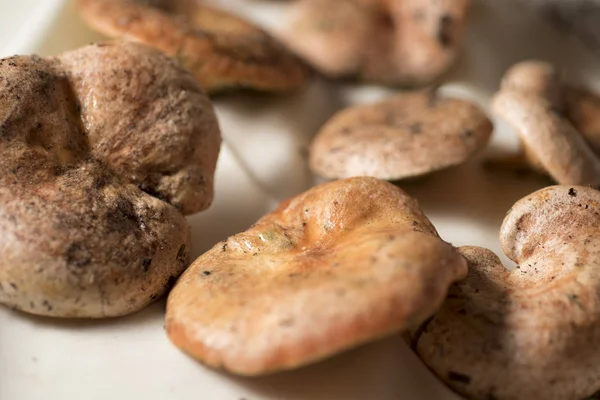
[{"left": 1, "top": 1, "right": 599, "bottom": 399}]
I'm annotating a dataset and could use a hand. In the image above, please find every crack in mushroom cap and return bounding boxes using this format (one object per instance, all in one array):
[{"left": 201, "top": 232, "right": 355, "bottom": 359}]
[
  {"left": 282, "top": 0, "right": 470, "bottom": 86},
  {"left": 77, "top": 0, "right": 309, "bottom": 93},
  {"left": 309, "top": 91, "right": 492, "bottom": 180},
  {"left": 166, "top": 177, "right": 467, "bottom": 375},
  {"left": 414, "top": 185, "right": 600, "bottom": 400},
  {"left": 0, "top": 41, "right": 220, "bottom": 318},
  {"left": 492, "top": 60, "right": 600, "bottom": 185}
]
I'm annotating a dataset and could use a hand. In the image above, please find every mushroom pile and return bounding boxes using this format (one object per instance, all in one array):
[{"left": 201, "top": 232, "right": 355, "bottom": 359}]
[{"left": 2, "top": 1, "right": 600, "bottom": 400}]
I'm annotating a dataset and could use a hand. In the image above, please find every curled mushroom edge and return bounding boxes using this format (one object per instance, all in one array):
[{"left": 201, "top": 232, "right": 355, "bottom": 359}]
[
  {"left": 166, "top": 176, "right": 467, "bottom": 376},
  {"left": 413, "top": 184, "right": 600, "bottom": 400}
]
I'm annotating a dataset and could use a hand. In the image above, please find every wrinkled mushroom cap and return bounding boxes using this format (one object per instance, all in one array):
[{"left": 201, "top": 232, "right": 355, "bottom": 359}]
[
  {"left": 414, "top": 185, "right": 600, "bottom": 400},
  {"left": 0, "top": 41, "right": 220, "bottom": 318},
  {"left": 166, "top": 177, "right": 466, "bottom": 375},
  {"left": 283, "top": 0, "right": 470, "bottom": 86},
  {"left": 309, "top": 91, "right": 492, "bottom": 180},
  {"left": 60, "top": 41, "right": 221, "bottom": 214},
  {"left": 492, "top": 61, "right": 600, "bottom": 187},
  {"left": 77, "top": 0, "right": 309, "bottom": 93}
]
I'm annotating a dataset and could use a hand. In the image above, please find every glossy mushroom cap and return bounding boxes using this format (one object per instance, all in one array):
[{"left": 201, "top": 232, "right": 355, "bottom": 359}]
[{"left": 166, "top": 177, "right": 467, "bottom": 375}]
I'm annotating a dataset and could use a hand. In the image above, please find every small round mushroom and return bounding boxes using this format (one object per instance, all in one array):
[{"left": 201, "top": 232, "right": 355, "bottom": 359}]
[
  {"left": 282, "top": 0, "right": 471, "bottom": 86},
  {"left": 491, "top": 60, "right": 600, "bottom": 185},
  {"left": 309, "top": 91, "right": 492, "bottom": 180},
  {"left": 0, "top": 41, "right": 221, "bottom": 318},
  {"left": 166, "top": 177, "right": 467, "bottom": 375},
  {"left": 413, "top": 185, "right": 600, "bottom": 400},
  {"left": 76, "top": 0, "right": 309, "bottom": 94}
]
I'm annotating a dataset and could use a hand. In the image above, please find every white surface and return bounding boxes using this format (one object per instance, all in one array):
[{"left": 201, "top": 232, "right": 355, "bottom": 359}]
[{"left": 1, "top": 0, "right": 600, "bottom": 399}]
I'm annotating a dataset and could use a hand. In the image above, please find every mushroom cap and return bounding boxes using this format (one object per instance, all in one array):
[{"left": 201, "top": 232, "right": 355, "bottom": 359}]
[
  {"left": 492, "top": 79, "right": 600, "bottom": 186},
  {"left": 283, "top": 0, "right": 471, "bottom": 86},
  {"left": 77, "top": 0, "right": 309, "bottom": 93},
  {"left": 414, "top": 185, "right": 600, "bottom": 400},
  {"left": 0, "top": 41, "right": 220, "bottom": 318},
  {"left": 309, "top": 91, "right": 492, "bottom": 180},
  {"left": 500, "top": 60, "right": 562, "bottom": 105},
  {"left": 563, "top": 85, "right": 600, "bottom": 155},
  {"left": 493, "top": 60, "right": 600, "bottom": 181},
  {"left": 59, "top": 41, "right": 221, "bottom": 215},
  {"left": 281, "top": 0, "right": 377, "bottom": 78},
  {"left": 166, "top": 177, "right": 467, "bottom": 375}
]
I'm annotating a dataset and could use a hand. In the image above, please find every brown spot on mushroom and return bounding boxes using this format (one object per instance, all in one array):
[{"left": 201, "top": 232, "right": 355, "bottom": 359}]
[
  {"left": 65, "top": 243, "right": 93, "bottom": 269},
  {"left": 310, "top": 91, "right": 492, "bottom": 180},
  {"left": 414, "top": 185, "right": 600, "bottom": 400},
  {"left": 166, "top": 177, "right": 466, "bottom": 376},
  {"left": 282, "top": 0, "right": 471, "bottom": 86},
  {"left": 447, "top": 371, "right": 471, "bottom": 385},
  {"left": 176, "top": 244, "right": 188, "bottom": 265},
  {"left": 76, "top": 0, "right": 308, "bottom": 94},
  {"left": 142, "top": 258, "right": 152, "bottom": 272},
  {"left": 437, "top": 14, "right": 454, "bottom": 47}
]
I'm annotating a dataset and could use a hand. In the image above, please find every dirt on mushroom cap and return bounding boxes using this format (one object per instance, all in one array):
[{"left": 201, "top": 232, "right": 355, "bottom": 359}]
[
  {"left": 414, "top": 185, "right": 600, "bottom": 400},
  {"left": 76, "top": 0, "right": 309, "bottom": 93},
  {"left": 309, "top": 91, "right": 492, "bottom": 181},
  {"left": 283, "top": 0, "right": 471, "bottom": 86},
  {"left": 0, "top": 41, "right": 220, "bottom": 318},
  {"left": 166, "top": 176, "right": 467, "bottom": 376},
  {"left": 59, "top": 42, "right": 221, "bottom": 215}
]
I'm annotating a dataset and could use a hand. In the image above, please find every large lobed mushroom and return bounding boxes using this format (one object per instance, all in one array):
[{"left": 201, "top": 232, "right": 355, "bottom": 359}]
[{"left": 0, "top": 41, "right": 221, "bottom": 318}]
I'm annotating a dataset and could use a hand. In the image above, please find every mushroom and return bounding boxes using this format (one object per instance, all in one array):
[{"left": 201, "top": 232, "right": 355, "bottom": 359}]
[
  {"left": 0, "top": 41, "right": 221, "bottom": 318},
  {"left": 76, "top": 0, "right": 309, "bottom": 94},
  {"left": 309, "top": 90, "right": 492, "bottom": 180},
  {"left": 282, "top": 0, "right": 471, "bottom": 86},
  {"left": 490, "top": 60, "right": 600, "bottom": 185},
  {"left": 563, "top": 85, "right": 600, "bottom": 155},
  {"left": 166, "top": 177, "right": 467, "bottom": 375},
  {"left": 413, "top": 185, "right": 600, "bottom": 400}
]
